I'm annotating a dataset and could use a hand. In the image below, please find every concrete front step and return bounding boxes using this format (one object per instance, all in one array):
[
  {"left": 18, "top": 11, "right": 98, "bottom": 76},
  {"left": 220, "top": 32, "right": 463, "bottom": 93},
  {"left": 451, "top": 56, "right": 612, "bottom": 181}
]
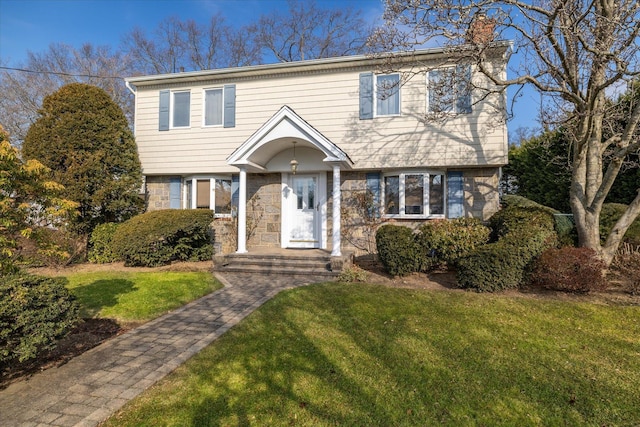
[{"left": 213, "top": 250, "right": 352, "bottom": 278}]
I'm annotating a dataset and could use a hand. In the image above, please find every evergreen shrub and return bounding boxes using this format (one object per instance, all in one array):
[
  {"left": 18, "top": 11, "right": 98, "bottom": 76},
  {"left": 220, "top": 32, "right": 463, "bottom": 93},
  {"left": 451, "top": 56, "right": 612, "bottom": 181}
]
[
  {"left": 417, "top": 218, "right": 490, "bottom": 270},
  {"left": 457, "top": 207, "right": 558, "bottom": 292},
  {"left": 0, "top": 273, "right": 79, "bottom": 367},
  {"left": 375, "top": 224, "right": 424, "bottom": 277},
  {"left": 88, "top": 223, "right": 120, "bottom": 264},
  {"left": 111, "top": 210, "right": 214, "bottom": 267},
  {"left": 500, "top": 195, "right": 576, "bottom": 245},
  {"left": 530, "top": 247, "right": 607, "bottom": 293}
]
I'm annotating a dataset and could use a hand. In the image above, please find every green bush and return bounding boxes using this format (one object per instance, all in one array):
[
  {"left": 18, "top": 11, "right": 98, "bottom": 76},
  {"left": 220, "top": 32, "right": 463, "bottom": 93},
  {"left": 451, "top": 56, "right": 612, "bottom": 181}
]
[
  {"left": 376, "top": 224, "right": 424, "bottom": 277},
  {"left": 489, "top": 206, "right": 556, "bottom": 241},
  {"left": 457, "top": 207, "right": 558, "bottom": 292},
  {"left": 530, "top": 247, "right": 607, "bottom": 293},
  {"left": 417, "top": 218, "right": 490, "bottom": 271},
  {"left": 600, "top": 203, "right": 640, "bottom": 246},
  {"left": 0, "top": 273, "right": 79, "bottom": 367},
  {"left": 501, "top": 195, "right": 576, "bottom": 245},
  {"left": 111, "top": 210, "right": 214, "bottom": 267},
  {"left": 88, "top": 223, "right": 120, "bottom": 264}
]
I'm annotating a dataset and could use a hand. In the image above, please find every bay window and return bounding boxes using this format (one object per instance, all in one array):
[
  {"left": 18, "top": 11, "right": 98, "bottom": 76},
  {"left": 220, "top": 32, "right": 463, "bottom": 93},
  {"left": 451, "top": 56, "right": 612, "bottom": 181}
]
[
  {"left": 383, "top": 172, "right": 445, "bottom": 217},
  {"left": 184, "top": 177, "right": 232, "bottom": 216}
]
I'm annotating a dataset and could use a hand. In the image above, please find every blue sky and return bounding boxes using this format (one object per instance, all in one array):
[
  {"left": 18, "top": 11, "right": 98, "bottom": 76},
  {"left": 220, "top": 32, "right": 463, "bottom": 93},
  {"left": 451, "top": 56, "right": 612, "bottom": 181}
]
[{"left": 0, "top": 0, "right": 536, "bottom": 132}]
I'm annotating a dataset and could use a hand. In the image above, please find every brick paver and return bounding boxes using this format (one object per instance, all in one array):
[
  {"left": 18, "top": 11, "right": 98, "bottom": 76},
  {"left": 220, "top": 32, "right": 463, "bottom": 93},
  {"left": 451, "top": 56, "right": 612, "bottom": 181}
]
[{"left": 0, "top": 272, "right": 312, "bottom": 427}]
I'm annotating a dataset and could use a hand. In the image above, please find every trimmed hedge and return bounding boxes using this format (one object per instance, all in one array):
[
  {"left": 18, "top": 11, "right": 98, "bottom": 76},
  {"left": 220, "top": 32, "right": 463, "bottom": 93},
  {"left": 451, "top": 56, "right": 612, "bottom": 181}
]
[
  {"left": 417, "top": 218, "right": 490, "bottom": 271},
  {"left": 88, "top": 222, "right": 120, "bottom": 264},
  {"left": 1, "top": 273, "right": 79, "bottom": 366},
  {"left": 457, "top": 206, "right": 558, "bottom": 292},
  {"left": 501, "top": 195, "right": 576, "bottom": 245},
  {"left": 111, "top": 210, "right": 215, "bottom": 267},
  {"left": 530, "top": 247, "right": 607, "bottom": 293},
  {"left": 375, "top": 224, "right": 424, "bottom": 277}
]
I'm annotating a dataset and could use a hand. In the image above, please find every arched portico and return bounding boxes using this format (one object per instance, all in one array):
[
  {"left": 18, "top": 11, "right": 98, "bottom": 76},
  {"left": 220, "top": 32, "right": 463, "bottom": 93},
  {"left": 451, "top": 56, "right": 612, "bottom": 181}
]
[{"left": 227, "top": 106, "right": 352, "bottom": 257}]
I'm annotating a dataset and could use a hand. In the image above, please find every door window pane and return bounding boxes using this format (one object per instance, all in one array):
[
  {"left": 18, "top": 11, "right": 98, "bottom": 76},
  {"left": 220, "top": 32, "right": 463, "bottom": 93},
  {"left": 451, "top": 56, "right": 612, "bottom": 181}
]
[
  {"left": 384, "top": 176, "right": 400, "bottom": 214},
  {"left": 405, "top": 175, "right": 424, "bottom": 215}
]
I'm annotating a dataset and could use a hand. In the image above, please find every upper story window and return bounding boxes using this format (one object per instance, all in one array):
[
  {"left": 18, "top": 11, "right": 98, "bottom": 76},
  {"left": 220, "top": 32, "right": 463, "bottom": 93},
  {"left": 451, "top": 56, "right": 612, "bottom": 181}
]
[
  {"left": 427, "top": 65, "right": 472, "bottom": 114},
  {"left": 184, "top": 176, "right": 232, "bottom": 216},
  {"left": 171, "top": 90, "right": 191, "bottom": 128},
  {"left": 159, "top": 85, "right": 235, "bottom": 131},
  {"left": 375, "top": 74, "right": 400, "bottom": 116},
  {"left": 383, "top": 171, "right": 444, "bottom": 218},
  {"left": 203, "top": 88, "right": 224, "bottom": 126},
  {"left": 359, "top": 72, "right": 401, "bottom": 120}
]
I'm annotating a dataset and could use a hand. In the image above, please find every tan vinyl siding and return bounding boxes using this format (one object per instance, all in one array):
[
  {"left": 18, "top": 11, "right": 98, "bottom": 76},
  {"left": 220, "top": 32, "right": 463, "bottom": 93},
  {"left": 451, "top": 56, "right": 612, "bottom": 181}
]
[{"left": 133, "top": 63, "right": 508, "bottom": 175}]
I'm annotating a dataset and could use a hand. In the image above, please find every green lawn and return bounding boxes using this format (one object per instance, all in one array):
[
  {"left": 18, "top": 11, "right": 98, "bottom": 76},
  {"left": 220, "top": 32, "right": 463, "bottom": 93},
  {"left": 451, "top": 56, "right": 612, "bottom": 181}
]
[
  {"left": 64, "top": 271, "right": 222, "bottom": 324},
  {"left": 104, "top": 282, "right": 640, "bottom": 426}
]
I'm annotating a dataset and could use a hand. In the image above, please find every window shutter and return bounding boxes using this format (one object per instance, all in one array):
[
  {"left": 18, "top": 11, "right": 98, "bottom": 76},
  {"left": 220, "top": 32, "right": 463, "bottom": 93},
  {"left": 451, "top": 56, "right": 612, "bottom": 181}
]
[
  {"left": 447, "top": 171, "right": 464, "bottom": 218},
  {"left": 456, "top": 64, "right": 472, "bottom": 114},
  {"left": 231, "top": 174, "right": 239, "bottom": 212},
  {"left": 223, "top": 84, "right": 236, "bottom": 128},
  {"left": 169, "top": 177, "right": 181, "bottom": 209},
  {"left": 359, "top": 72, "right": 374, "bottom": 120},
  {"left": 366, "top": 172, "right": 381, "bottom": 217},
  {"left": 159, "top": 90, "right": 170, "bottom": 131}
]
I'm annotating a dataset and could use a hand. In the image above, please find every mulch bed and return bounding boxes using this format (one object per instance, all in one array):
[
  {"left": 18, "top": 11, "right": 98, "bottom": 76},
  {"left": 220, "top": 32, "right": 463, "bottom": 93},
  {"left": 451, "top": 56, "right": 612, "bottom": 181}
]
[{"left": 1, "top": 318, "right": 127, "bottom": 389}]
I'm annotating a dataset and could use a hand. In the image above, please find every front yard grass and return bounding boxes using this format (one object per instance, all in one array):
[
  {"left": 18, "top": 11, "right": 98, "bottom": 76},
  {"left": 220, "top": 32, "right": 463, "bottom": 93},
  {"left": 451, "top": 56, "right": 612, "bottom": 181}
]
[
  {"left": 65, "top": 271, "right": 222, "bottom": 324},
  {"left": 104, "top": 282, "right": 640, "bottom": 426}
]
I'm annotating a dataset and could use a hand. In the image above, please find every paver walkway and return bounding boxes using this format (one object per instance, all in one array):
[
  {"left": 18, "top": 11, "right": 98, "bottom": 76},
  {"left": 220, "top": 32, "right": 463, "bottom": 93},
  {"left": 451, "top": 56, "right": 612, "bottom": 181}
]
[{"left": 0, "top": 272, "right": 312, "bottom": 427}]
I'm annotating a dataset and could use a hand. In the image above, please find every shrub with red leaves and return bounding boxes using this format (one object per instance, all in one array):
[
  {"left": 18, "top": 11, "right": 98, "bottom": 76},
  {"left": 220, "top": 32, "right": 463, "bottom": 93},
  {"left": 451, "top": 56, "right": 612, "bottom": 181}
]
[{"left": 530, "top": 247, "right": 607, "bottom": 293}]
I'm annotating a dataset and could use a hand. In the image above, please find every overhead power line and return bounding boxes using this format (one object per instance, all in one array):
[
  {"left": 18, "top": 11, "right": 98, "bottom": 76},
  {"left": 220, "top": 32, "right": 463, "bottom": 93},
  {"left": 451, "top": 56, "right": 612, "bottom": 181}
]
[{"left": 0, "top": 66, "right": 124, "bottom": 80}]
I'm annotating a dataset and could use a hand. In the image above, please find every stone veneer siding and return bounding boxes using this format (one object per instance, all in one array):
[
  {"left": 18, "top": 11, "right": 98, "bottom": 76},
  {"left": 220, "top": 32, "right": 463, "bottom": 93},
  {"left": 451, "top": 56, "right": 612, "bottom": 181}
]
[
  {"left": 144, "top": 168, "right": 501, "bottom": 255},
  {"left": 145, "top": 176, "right": 177, "bottom": 210}
]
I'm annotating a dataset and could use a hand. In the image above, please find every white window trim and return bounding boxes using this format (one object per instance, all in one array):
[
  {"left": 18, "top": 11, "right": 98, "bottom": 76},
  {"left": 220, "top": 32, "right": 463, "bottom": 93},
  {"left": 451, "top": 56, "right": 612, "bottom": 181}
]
[
  {"left": 426, "top": 66, "right": 471, "bottom": 115},
  {"left": 374, "top": 73, "right": 401, "bottom": 117},
  {"left": 183, "top": 175, "right": 232, "bottom": 217},
  {"left": 170, "top": 90, "right": 191, "bottom": 129},
  {"left": 202, "top": 87, "right": 224, "bottom": 128},
  {"left": 382, "top": 171, "right": 446, "bottom": 219}
]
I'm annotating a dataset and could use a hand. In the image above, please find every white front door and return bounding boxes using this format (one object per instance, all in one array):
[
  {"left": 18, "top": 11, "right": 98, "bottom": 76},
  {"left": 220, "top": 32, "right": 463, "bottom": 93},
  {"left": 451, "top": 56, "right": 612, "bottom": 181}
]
[{"left": 289, "top": 175, "right": 318, "bottom": 248}]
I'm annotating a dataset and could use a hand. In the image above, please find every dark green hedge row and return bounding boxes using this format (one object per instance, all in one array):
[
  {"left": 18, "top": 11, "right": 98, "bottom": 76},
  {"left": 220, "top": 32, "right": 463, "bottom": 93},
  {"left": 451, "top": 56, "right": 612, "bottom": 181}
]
[
  {"left": 375, "top": 218, "right": 490, "bottom": 277},
  {"left": 110, "top": 209, "right": 215, "bottom": 267},
  {"left": 1, "top": 273, "right": 79, "bottom": 367},
  {"left": 456, "top": 207, "right": 558, "bottom": 292},
  {"left": 417, "top": 218, "right": 490, "bottom": 270}
]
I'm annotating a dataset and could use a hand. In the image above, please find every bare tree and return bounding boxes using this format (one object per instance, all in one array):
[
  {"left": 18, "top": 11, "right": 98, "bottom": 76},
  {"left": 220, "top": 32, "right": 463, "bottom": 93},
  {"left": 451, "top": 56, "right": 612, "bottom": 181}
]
[
  {"left": 0, "top": 43, "right": 133, "bottom": 145},
  {"left": 122, "top": 15, "right": 260, "bottom": 74},
  {"left": 372, "top": 0, "right": 640, "bottom": 266},
  {"left": 254, "top": 0, "right": 372, "bottom": 62}
]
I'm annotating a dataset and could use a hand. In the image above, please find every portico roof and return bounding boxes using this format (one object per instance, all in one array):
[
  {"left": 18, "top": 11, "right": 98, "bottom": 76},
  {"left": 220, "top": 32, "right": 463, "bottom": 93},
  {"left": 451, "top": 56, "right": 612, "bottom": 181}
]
[{"left": 226, "top": 105, "right": 353, "bottom": 171}]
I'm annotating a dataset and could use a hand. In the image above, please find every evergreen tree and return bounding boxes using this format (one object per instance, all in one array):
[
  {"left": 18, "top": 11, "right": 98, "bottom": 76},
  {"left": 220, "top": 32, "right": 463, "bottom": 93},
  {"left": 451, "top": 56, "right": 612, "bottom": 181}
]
[{"left": 23, "top": 83, "right": 143, "bottom": 236}]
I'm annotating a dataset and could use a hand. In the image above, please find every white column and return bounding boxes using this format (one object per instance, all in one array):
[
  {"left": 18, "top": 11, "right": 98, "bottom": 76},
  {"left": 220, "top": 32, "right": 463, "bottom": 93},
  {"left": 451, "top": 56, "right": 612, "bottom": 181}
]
[
  {"left": 331, "top": 164, "right": 341, "bottom": 257},
  {"left": 237, "top": 167, "right": 248, "bottom": 253}
]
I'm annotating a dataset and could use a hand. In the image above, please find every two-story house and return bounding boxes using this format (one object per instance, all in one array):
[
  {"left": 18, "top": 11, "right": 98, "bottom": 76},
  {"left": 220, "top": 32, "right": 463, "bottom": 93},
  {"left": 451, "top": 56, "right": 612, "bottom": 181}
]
[{"left": 125, "top": 42, "right": 510, "bottom": 259}]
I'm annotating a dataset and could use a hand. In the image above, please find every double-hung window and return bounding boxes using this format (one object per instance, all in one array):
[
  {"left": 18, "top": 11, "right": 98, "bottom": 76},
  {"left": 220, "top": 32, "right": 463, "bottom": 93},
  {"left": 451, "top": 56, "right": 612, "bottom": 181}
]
[
  {"left": 203, "top": 88, "right": 224, "bottom": 126},
  {"left": 376, "top": 74, "right": 400, "bottom": 116},
  {"left": 383, "top": 172, "right": 445, "bottom": 217},
  {"left": 427, "top": 65, "right": 472, "bottom": 114},
  {"left": 184, "top": 177, "right": 232, "bottom": 216},
  {"left": 171, "top": 90, "right": 191, "bottom": 128}
]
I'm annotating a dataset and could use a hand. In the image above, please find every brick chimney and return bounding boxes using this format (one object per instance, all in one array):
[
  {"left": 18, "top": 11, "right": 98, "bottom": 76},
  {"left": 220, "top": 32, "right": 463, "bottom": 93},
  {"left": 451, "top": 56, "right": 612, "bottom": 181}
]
[{"left": 466, "top": 13, "right": 496, "bottom": 44}]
